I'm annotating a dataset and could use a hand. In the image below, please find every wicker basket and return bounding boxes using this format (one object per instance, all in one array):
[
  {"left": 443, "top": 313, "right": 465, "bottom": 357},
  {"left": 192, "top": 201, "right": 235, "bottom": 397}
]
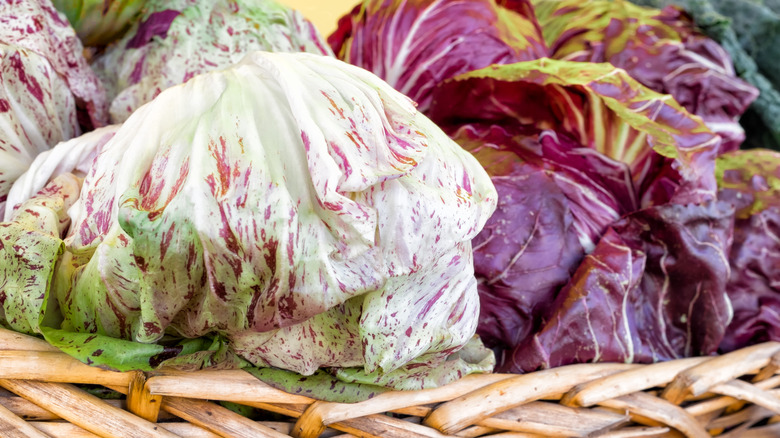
[{"left": 1, "top": 327, "right": 779, "bottom": 438}]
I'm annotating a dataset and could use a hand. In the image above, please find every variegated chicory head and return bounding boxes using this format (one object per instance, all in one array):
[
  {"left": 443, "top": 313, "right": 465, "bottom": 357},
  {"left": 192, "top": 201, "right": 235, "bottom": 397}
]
[
  {"left": 45, "top": 52, "right": 496, "bottom": 391},
  {"left": 0, "top": 0, "right": 107, "bottom": 219},
  {"left": 91, "top": 0, "right": 334, "bottom": 123}
]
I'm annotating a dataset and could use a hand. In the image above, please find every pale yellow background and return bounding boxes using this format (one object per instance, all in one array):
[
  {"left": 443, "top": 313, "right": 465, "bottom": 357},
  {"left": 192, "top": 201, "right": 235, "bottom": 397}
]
[{"left": 278, "top": 0, "right": 358, "bottom": 36}]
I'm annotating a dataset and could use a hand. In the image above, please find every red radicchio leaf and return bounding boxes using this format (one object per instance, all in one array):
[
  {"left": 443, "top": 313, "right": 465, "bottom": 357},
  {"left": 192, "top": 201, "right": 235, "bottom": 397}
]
[
  {"left": 328, "top": 0, "right": 548, "bottom": 112},
  {"left": 503, "top": 201, "right": 734, "bottom": 373}
]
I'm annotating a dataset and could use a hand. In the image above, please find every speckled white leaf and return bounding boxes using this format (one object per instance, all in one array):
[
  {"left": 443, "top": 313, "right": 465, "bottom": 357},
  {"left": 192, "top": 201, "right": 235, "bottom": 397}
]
[{"left": 4, "top": 125, "right": 119, "bottom": 221}]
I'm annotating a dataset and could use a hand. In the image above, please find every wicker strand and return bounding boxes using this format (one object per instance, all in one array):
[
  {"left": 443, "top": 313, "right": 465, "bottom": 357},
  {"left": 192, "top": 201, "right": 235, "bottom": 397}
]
[
  {"left": 0, "top": 380, "right": 179, "bottom": 438},
  {"left": 0, "top": 401, "right": 51, "bottom": 438},
  {"left": 662, "top": 342, "right": 780, "bottom": 404},
  {"left": 127, "top": 371, "right": 163, "bottom": 423},
  {"left": 560, "top": 357, "right": 709, "bottom": 407},
  {"left": 423, "top": 363, "right": 638, "bottom": 434},
  {"left": 145, "top": 370, "right": 312, "bottom": 404}
]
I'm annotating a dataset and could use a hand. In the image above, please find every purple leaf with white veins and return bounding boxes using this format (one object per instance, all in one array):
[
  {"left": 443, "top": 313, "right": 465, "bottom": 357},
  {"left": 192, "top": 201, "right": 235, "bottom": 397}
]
[
  {"left": 505, "top": 201, "right": 734, "bottom": 373},
  {"left": 328, "top": 0, "right": 548, "bottom": 113}
]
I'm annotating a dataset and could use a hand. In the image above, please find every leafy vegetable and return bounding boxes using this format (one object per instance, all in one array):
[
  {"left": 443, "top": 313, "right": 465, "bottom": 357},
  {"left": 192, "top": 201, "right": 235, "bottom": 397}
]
[
  {"left": 47, "top": 52, "right": 496, "bottom": 395},
  {"left": 329, "top": 0, "right": 548, "bottom": 113},
  {"left": 51, "top": 0, "right": 145, "bottom": 46},
  {"left": 4, "top": 125, "right": 119, "bottom": 221},
  {"left": 716, "top": 150, "right": 780, "bottom": 352},
  {"left": 0, "top": 0, "right": 108, "bottom": 219},
  {"left": 464, "top": 146, "right": 585, "bottom": 352},
  {"left": 429, "top": 59, "right": 720, "bottom": 210},
  {"left": 506, "top": 201, "right": 734, "bottom": 372},
  {"left": 91, "top": 0, "right": 334, "bottom": 123},
  {"left": 427, "top": 59, "right": 727, "bottom": 366},
  {"left": 533, "top": 0, "right": 758, "bottom": 152},
  {"left": 630, "top": 0, "right": 780, "bottom": 150},
  {"left": 0, "top": 173, "right": 79, "bottom": 335}
]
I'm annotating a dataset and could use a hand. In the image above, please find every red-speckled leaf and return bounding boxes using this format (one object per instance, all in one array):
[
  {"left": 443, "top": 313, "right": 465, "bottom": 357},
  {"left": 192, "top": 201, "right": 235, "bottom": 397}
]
[
  {"left": 0, "top": 0, "right": 108, "bottom": 128},
  {"left": 4, "top": 125, "right": 119, "bottom": 221},
  {"left": 0, "top": 45, "right": 80, "bottom": 219},
  {"left": 533, "top": 0, "right": 758, "bottom": 151},
  {"left": 0, "top": 0, "right": 107, "bottom": 218},
  {"left": 329, "top": 0, "right": 548, "bottom": 113},
  {"left": 332, "top": 335, "right": 494, "bottom": 391}
]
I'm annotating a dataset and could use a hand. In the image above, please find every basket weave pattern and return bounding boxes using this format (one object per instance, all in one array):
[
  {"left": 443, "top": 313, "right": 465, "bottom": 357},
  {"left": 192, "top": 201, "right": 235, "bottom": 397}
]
[{"left": 1, "top": 327, "right": 779, "bottom": 437}]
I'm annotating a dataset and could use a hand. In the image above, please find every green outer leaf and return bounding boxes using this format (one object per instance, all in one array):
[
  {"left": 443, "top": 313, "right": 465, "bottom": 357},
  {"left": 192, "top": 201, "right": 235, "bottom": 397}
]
[
  {"left": 715, "top": 149, "right": 780, "bottom": 218},
  {"left": 40, "top": 327, "right": 161, "bottom": 371},
  {"left": 40, "top": 328, "right": 248, "bottom": 372},
  {"left": 0, "top": 174, "right": 81, "bottom": 334},
  {"left": 0, "top": 225, "right": 62, "bottom": 334},
  {"left": 246, "top": 367, "right": 391, "bottom": 403}
]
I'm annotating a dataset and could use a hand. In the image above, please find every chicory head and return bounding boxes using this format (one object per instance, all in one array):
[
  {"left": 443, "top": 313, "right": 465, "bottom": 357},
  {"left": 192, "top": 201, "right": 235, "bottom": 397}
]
[
  {"left": 0, "top": 0, "right": 107, "bottom": 219},
  {"left": 91, "top": 0, "right": 334, "bottom": 123},
  {"left": 428, "top": 59, "right": 726, "bottom": 367},
  {"left": 54, "top": 52, "right": 496, "bottom": 390}
]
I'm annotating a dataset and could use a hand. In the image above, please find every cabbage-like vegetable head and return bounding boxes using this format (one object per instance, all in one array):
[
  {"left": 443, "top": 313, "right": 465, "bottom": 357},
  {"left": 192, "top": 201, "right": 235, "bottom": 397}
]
[
  {"left": 0, "top": 0, "right": 107, "bottom": 218},
  {"left": 428, "top": 59, "right": 727, "bottom": 366},
  {"left": 91, "top": 0, "right": 334, "bottom": 123},
  {"left": 329, "top": 0, "right": 548, "bottom": 113},
  {"left": 51, "top": 52, "right": 496, "bottom": 392}
]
